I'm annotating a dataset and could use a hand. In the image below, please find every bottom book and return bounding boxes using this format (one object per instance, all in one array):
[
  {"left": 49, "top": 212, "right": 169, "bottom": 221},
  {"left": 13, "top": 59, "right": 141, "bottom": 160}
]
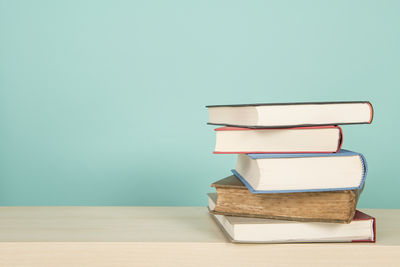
[{"left": 208, "top": 193, "right": 376, "bottom": 243}]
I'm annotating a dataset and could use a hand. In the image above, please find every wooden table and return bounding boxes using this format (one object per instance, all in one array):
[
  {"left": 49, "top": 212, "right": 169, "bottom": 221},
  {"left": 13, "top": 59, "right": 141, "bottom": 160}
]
[{"left": 0, "top": 207, "right": 399, "bottom": 266}]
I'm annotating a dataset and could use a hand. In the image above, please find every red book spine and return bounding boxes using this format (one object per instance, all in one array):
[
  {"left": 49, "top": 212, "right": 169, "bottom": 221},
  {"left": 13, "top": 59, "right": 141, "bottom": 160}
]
[{"left": 351, "top": 210, "right": 376, "bottom": 243}]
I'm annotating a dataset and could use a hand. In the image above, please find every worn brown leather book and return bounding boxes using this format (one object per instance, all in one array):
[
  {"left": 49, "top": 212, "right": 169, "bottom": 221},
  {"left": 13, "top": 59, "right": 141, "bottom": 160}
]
[{"left": 210, "top": 175, "right": 361, "bottom": 223}]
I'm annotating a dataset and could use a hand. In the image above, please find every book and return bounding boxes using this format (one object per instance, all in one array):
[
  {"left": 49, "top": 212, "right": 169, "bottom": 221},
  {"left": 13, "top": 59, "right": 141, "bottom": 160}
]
[
  {"left": 209, "top": 175, "right": 360, "bottom": 223},
  {"left": 207, "top": 101, "right": 373, "bottom": 128},
  {"left": 214, "top": 126, "right": 342, "bottom": 154},
  {"left": 234, "top": 149, "right": 367, "bottom": 193},
  {"left": 208, "top": 194, "right": 376, "bottom": 243}
]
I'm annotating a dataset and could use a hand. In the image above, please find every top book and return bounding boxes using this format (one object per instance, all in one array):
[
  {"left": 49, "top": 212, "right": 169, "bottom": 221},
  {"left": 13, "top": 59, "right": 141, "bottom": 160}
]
[{"left": 207, "top": 101, "right": 373, "bottom": 128}]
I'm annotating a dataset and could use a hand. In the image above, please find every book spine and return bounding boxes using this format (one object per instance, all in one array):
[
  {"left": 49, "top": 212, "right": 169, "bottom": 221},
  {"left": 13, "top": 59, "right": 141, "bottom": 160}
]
[
  {"left": 351, "top": 217, "right": 376, "bottom": 243},
  {"left": 367, "top": 102, "right": 374, "bottom": 123},
  {"left": 336, "top": 126, "right": 343, "bottom": 152}
]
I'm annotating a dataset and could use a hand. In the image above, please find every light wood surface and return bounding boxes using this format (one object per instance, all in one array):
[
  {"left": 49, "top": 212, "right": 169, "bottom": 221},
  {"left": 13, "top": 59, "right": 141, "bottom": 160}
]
[{"left": 0, "top": 207, "right": 399, "bottom": 266}]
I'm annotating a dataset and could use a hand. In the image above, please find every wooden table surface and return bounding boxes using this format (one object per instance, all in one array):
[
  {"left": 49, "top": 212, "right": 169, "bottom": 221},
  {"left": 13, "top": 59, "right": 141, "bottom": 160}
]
[{"left": 0, "top": 207, "right": 399, "bottom": 266}]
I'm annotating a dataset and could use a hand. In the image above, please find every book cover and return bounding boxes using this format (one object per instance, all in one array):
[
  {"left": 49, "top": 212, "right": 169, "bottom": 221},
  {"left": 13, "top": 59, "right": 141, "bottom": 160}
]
[
  {"left": 213, "top": 126, "right": 343, "bottom": 154},
  {"left": 209, "top": 175, "right": 361, "bottom": 223},
  {"left": 233, "top": 149, "right": 367, "bottom": 193},
  {"left": 208, "top": 193, "right": 376, "bottom": 243},
  {"left": 207, "top": 101, "right": 373, "bottom": 128}
]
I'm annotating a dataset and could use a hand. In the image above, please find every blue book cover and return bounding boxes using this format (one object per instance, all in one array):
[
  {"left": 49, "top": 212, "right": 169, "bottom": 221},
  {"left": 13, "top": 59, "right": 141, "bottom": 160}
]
[{"left": 232, "top": 149, "right": 367, "bottom": 194}]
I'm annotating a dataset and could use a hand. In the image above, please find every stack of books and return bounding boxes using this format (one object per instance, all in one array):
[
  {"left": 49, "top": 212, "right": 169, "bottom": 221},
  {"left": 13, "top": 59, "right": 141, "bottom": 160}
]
[{"left": 206, "top": 101, "right": 376, "bottom": 243}]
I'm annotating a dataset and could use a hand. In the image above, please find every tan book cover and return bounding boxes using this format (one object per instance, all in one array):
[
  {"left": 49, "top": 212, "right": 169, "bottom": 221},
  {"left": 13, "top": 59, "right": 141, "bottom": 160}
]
[{"left": 210, "top": 175, "right": 361, "bottom": 223}]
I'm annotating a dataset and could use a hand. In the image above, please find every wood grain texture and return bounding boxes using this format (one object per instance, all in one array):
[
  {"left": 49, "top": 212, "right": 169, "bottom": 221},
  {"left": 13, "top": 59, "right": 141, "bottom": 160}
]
[{"left": 0, "top": 207, "right": 398, "bottom": 266}]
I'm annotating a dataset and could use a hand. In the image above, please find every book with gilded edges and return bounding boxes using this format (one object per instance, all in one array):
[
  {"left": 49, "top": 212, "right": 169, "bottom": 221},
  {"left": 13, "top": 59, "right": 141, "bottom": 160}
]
[{"left": 209, "top": 176, "right": 361, "bottom": 223}]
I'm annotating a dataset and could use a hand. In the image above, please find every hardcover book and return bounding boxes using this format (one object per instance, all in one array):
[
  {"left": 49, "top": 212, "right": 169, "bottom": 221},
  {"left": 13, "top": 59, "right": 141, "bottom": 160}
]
[
  {"left": 214, "top": 126, "right": 342, "bottom": 154},
  {"left": 207, "top": 101, "right": 373, "bottom": 128},
  {"left": 209, "top": 175, "right": 361, "bottom": 223},
  {"left": 208, "top": 194, "right": 376, "bottom": 243},
  {"left": 234, "top": 149, "right": 367, "bottom": 193}
]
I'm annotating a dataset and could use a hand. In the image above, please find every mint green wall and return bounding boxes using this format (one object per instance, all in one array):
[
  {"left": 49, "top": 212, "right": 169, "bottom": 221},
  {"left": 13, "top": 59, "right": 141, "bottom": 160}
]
[{"left": 0, "top": 0, "right": 399, "bottom": 207}]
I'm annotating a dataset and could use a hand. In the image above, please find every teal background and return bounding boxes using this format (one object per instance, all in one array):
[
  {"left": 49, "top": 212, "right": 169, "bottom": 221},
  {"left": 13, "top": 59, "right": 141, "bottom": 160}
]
[{"left": 0, "top": 0, "right": 399, "bottom": 207}]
